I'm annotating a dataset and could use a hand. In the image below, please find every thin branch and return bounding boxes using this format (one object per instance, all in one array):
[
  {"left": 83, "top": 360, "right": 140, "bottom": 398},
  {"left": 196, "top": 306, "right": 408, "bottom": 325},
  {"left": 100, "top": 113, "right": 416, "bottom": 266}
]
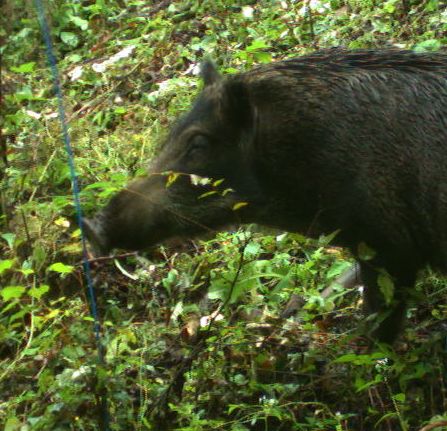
[
  {"left": 78, "top": 252, "right": 138, "bottom": 266},
  {"left": 418, "top": 422, "right": 447, "bottom": 431}
]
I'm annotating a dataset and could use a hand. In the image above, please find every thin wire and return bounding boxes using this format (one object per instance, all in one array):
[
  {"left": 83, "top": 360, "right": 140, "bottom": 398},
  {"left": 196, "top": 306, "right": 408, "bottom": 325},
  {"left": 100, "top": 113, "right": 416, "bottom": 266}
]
[{"left": 33, "top": 1, "right": 110, "bottom": 429}]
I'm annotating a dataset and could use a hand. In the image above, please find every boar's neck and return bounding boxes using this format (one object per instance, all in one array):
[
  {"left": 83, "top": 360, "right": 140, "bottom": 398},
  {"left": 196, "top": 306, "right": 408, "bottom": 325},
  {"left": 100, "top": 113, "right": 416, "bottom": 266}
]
[{"left": 246, "top": 73, "right": 328, "bottom": 237}]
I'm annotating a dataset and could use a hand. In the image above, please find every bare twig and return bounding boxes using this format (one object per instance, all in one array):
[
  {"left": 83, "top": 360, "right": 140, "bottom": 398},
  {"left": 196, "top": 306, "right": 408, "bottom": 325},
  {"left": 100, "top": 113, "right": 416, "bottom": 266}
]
[
  {"left": 78, "top": 252, "right": 138, "bottom": 266},
  {"left": 306, "top": 0, "right": 316, "bottom": 48},
  {"left": 418, "top": 421, "right": 447, "bottom": 431},
  {"left": 149, "top": 232, "right": 250, "bottom": 420},
  {"left": 0, "top": 38, "right": 7, "bottom": 223},
  {"left": 212, "top": 234, "right": 248, "bottom": 318}
]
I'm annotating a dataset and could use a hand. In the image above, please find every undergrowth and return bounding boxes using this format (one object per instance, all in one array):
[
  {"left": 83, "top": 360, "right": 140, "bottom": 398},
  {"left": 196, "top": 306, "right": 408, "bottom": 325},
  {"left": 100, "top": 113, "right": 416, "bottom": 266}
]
[{"left": 1, "top": 0, "right": 447, "bottom": 430}]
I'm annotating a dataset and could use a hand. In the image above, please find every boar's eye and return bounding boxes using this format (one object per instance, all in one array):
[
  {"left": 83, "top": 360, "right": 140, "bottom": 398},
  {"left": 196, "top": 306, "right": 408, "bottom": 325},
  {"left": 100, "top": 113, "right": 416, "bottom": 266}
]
[{"left": 187, "top": 134, "right": 210, "bottom": 157}]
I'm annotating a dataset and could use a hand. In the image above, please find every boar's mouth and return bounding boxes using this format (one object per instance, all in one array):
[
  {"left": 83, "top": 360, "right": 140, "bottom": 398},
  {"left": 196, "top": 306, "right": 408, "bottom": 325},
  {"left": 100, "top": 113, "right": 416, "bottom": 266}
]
[
  {"left": 83, "top": 206, "right": 222, "bottom": 257},
  {"left": 83, "top": 203, "right": 241, "bottom": 257},
  {"left": 83, "top": 217, "right": 111, "bottom": 256}
]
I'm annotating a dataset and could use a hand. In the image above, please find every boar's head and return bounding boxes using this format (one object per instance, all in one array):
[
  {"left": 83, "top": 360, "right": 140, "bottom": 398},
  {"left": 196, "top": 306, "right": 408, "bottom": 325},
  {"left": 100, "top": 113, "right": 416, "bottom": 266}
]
[{"left": 84, "top": 62, "right": 264, "bottom": 254}]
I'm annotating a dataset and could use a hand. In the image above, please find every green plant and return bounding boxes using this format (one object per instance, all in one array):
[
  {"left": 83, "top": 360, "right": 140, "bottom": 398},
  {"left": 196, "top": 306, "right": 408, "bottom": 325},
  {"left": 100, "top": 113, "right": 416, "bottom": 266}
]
[{"left": 1, "top": 1, "right": 446, "bottom": 429}]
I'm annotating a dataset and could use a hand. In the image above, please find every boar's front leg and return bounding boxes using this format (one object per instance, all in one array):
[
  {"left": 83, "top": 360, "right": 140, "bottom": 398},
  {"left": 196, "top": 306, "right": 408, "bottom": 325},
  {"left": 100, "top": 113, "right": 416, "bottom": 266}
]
[{"left": 359, "top": 261, "right": 416, "bottom": 344}]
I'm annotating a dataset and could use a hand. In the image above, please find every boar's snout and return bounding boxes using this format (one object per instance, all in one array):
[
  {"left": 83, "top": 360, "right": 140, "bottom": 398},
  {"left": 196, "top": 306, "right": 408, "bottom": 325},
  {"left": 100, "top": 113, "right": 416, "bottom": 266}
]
[{"left": 83, "top": 217, "right": 111, "bottom": 257}]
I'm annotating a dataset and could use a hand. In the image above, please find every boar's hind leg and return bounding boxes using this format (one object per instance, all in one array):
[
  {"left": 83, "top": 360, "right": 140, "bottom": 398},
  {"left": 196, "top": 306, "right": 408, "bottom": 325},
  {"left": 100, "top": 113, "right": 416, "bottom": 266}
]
[{"left": 359, "top": 262, "right": 416, "bottom": 344}]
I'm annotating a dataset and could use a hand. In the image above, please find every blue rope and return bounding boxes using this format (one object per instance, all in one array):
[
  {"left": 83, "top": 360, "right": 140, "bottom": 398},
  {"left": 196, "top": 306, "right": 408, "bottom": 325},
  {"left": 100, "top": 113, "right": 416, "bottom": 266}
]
[{"left": 33, "top": 1, "right": 110, "bottom": 429}]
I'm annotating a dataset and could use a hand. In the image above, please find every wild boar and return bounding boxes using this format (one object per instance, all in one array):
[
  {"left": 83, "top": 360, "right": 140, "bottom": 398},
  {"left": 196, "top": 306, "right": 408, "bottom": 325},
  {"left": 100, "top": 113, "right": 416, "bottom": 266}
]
[{"left": 85, "top": 48, "right": 447, "bottom": 343}]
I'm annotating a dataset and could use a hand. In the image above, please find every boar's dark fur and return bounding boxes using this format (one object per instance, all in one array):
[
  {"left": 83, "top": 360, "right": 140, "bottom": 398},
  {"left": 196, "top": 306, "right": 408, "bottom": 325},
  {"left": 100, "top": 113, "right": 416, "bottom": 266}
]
[{"left": 85, "top": 48, "right": 447, "bottom": 343}]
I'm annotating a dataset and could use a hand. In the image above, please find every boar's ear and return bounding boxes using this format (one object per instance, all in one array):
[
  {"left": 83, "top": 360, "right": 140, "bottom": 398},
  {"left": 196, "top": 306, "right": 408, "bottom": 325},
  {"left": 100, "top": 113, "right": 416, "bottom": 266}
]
[
  {"left": 200, "top": 60, "right": 221, "bottom": 86},
  {"left": 223, "top": 80, "right": 253, "bottom": 127}
]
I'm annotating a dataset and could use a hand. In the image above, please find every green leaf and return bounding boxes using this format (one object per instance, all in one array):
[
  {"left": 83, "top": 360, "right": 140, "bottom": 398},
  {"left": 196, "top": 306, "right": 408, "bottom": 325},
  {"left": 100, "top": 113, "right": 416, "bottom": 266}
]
[
  {"left": 393, "top": 393, "right": 405, "bottom": 403},
  {"left": 62, "top": 344, "right": 86, "bottom": 359},
  {"left": 414, "top": 39, "right": 442, "bottom": 52},
  {"left": 355, "top": 373, "right": 384, "bottom": 392},
  {"left": 162, "top": 268, "right": 179, "bottom": 293},
  {"left": 166, "top": 172, "right": 180, "bottom": 187},
  {"left": 1, "top": 286, "right": 26, "bottom": 301},
  {"left": 244, "top": 241, "right": 261, "bottom": 258},
  {"left": 232, "top": 373, "right": 248, "bottom": 385},
  {"left": 319, "top": 229, "right": 340, "bottom": 245},
  {"left": 375, "top": 412, "right": 398, "bottom": 426},
  {"left": 198, "top": 190, "right": 218, "bottom": 199},
  {"left": 0, "top": 259, "right": 14, "bottom": 275},
  {"left": 29, "top": 284, "right": 50, "bottom": 300},
  {"left": 327, "top": 260, "right": 353, "bottom": 280},
  {"left": 222, "top": 188, "right": 234, "bottom": 196},
  {"left": 190, "top": 174, "right": 212, "bottom": 186},
  {"left": 254, "top": 51, "right": 272, "bottom": 63},
  {"left": 83, "top": 181, "right": 119, "bottom": 191},
  {"left": 10, "top": 62, "right": 36, "bottom": 73},
  {"left": 357, "top": 242, "right": 376, "bottom": 261},
  {"left": 2, "top": 233, "right": 16, "bottom": 248},
  {"left": 424, "top": 0, "right": 439, "bottom": 12},
  {"left": 5, "top": 416, "right": 21, "bottom": 431},
  {"left": 383, "top": 0, "right": 397, "bottom": 13},
  {"left": 114, "top": 107, "right": 127, "bottom": 115},
  {"left": 233, "top": 202, "right": 248, "bottom": 211},
  {"left": 334, "top": 352, "right": 385, "bottom": 365},
  {"left": 246, "top": 40, "right": 270, "bottom": 52},
  {"left": 48, "top": 262, "right": 74, "bottom": 274},
  {"left": 46, "top": 309, "right": 60, "bottom": 319},
  {"left": 14, "top": 86, "right": 40, "bottom": 102},
  {"left": 271, "top": 271, "right": 293, "bottom": 294},
  {"left": 208, "top": 278, "right": 236, "bottom": 302},
  {"left": 33, "top": 243, "right": 48, "bottom": 271},
  {"left": 70, "top": 15, "right": 89, "bottom": 30},
  {"left": 378, "top": 271, "right": 394, "bottom": 306},
  {"left": 60, "top": 31, "right": 79, "bottom": 47},
  {"left": 228, "top": 404, "right": 242, "bottom": 414},
  {"left": 23, "top": 347, "right": 39, "bottom": 356},
  {"left": 66, "top": 53, "right": 82, "bottom": 63},
  {"left": 208, "top": 267, "right": 257, "bottom": 304}
]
